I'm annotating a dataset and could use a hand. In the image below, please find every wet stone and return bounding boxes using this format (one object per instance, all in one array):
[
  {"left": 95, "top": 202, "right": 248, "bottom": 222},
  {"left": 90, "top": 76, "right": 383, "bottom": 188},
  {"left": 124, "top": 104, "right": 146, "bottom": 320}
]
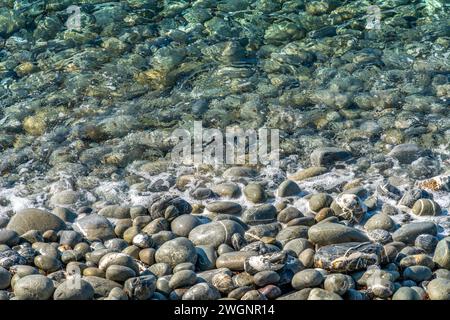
[
  {"left": 392, "top": 222, "right": 438, "bottom": 244},
  {"left": 7, "top": 209, "right": 66, "bottom": 235},
  {"left": 206, "top": 201, "right": 242, "bottom": 215},
  {"left": 315, "top": 242, "right": 384, "bottom": 272},
  {"left": 155, "top": 238, "right": 197, "bottom": 268},
  {"left": 277, "top": 180, "right": 301, "bottom": 197},
  {"left": 411, "top": 199, "right": 441, "bottom": 216},
  {"left": 308, "top": 222, "right": 369, "bottom": 246},
  {"left": 242, "top": 204, "right": 277, "bottom": 226}
]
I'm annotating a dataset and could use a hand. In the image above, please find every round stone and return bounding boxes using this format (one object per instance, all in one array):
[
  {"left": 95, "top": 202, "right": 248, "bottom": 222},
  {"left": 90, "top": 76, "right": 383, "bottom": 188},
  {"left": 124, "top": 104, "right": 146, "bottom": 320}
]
[
  {"left": 364, "top": 213, "right": 396, "bottom": 231},
  {"left": 171, "top": 215, "right": 201, "bottom": 237},
  {"left": 169, "top": 270, "right": 197, "bottom": 289},
  {"left": 308, "top": 222, "right": 369, "bottom": 245},
  {"left": 415, "top": 234, "right": 439, "bottom": 253},
  {"left": 277, "top": 180, "right": 301, "bottom": 197},
  {"left": 83, "top": 276, "right": 121, "bottom": 297},
  {"left": 50, "top": 190, "right": 80, "bottom": 206},
  {"left": 403, "top": 266, "right": 432, "bottom": 283},
  {"left": 254, "top": 271, "right": 280, "bottom": 287},
  {"left": 223, "top": 167, "right": 257, "bottom": 179},
  {"left": 195, "top": 245, "right": 217, "bottom": 271},
  {"left": 189, "top": 220, "right": 245, "bottom": 248},
  {"left": 139, "top": 248, "right": 156, "bottom": 265},
  {"left": 212, "top": 272, "right": 235, "bottom": 294},
  {"left": 412, "top": 199, "right": 441, "bottom": 216},
  {"left": 7, "top": 209, "right": 66, "bottom": 235},
  {"left": 72, "top": 214, "right": 115, "bottom": 241},
  {"left": 182, "top": 283, "right": 221, "bottom": 300},
  {"left": 241, "top": 204, "right": 277, "bottom": 225},
  {"left": 398, "top": 189, "right": 432, "bottom": 208},
  {"left": 34, "top": 255, "right": 62, "bottom": 273},
  {"left": 392, "top": 287, "right": 421, "bottom": 300},
  {"left": 324, "top": 273, "right": 354, "bottom": 295},
  {"left": 308, "top": 193, "right": 333, "bottom": 212},
  {"left": 53, "top": 278, "right": 95, "bottom": 300},
  {"left": 392, "top": 222, "right": 437, "bottom": 244},
  {"left": 14, "top": 275, "right": 55, "bottom": 300},
  {"left": 132, "top": 233, "right": 153, "bottom": 249},
  {"left": 290, "top": 167, "right": 327, "bottom": 181},
  {"left": 212, "top": 183, "right": 241, "bottom": 198},
  {"left": 278, "top": 207, "right": 303, "bottom": 223},
  {"left": 124, "top": 275, "right": 157, "bottom": 300},
  {"left": 292, "top": 269, "right": 324, "bottom": 290},
  {"left": 367, "top": 229, "right": 393, "bottom": 244},
  {"left": 155, "top": 237, "right": 197, "bottom": 268},
  {"left": 308, "top": 288, "right": 343, "bottom": 300},
  {"left": 284, "top": 238, "right": 314, "bottom": 257},
  {"left": 205, "top": 201, "right": 242, "bottom": 215},
  {"left": 433, "top": 238, "right": 450, "bottom": 269},
  {"left": 244, "top": 183, "right": 266, "bottom": 203},
  {"left": 98, "top": 252, "right": 139, "bottom": 274},
  {"left": 0, "top": 230, "right": 20, "bottom": 247},
  {"left": 427, "top": 278, "right": 450, "bottom": 300},
  {"left": 106, "top": 265, "right": 136, "bottom": 282},
  {"left": 0, "top": 267, "right": 11, "bottom": 290},
  {"left": 330, "top": 193, "right": 366, "bottom": 223}
]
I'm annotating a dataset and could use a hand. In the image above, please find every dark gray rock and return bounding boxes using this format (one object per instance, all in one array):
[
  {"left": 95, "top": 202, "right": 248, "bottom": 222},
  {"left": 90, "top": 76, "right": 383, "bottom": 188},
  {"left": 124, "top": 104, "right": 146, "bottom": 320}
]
[{"left": 7, "top": 209, "right": 66, "bottom": 235}]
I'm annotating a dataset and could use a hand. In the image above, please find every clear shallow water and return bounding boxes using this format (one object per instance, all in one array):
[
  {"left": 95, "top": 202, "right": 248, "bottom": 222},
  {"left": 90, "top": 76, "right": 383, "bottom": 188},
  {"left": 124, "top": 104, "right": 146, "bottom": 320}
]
[{"left": 0, "top": 0, "right": 448, "bottom": 217}]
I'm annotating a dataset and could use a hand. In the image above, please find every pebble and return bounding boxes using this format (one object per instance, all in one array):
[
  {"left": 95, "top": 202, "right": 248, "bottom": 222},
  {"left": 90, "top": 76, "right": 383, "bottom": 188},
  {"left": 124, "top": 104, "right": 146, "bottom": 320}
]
[
  {"left": 315, "top": 242, "right": 383, "bottom": 272},
  {"left": 292, "top": 269, "right": 324, "bottom": 290},
  {"left": 278, "top": 207, "right": 303, "bottom": 223},
  {"left": 308, "top": 288, "right": 343, "bottom": 300},
  {"left": 330, "top": 194, "right": 366, "bottom": 223},
  {"left": 244, "top": 183, "right": 266, "bottom": 203},
  {"left": 7, "top": 209, "right": 66, "bottom": 235},
  {"left": 403, "top": 266, "right": 432, "bottom": 282},
  {"left": 212, "top": 183, "right": 241, "bottom": 198},
  {"left": 392, "top": 222, "right": 438, "bottom": 244},
  {"left": 170, "top": 215, "right": 201, "bottom": 237},
  {"left": 277, "top": 180, "right": 301, "bottom": 197},
  {"left": 310, "top": 147, "right": 352, "bottom": 167},
  {"left": 189, "top": 220, "right": 245, "bottom": 248},
  {"left": 53, "top": 278, "right": 95, "bottom": 300},
  {"left": 106, "top": 265, "right": 136, "bottom": 282},
  {"left": 0, "top": 230, "right": 20, "bottom": 247},
  {"left": 364, "top": 213, "right": 396, "bottom": 231},
  {"left": 324, "top": 273, "right": 354, "bottom": 295},
  {"left": 253, "top": 271, "right": 280, "bottom": 287},
  {"left": 34, "top": 255, "right": 62, "bottom": 273},
  {"left": 308, "top": 222, "right": 369, "bottom": 245},
  {"left": 124, "top": 275, "right": 156, "bottom": 300},
  {"left": 182, "top": 283, "right": 221, "bottom": 300},
  {"left": 0, "top": 267, "right": 11, "bottom": 290},
  {"left": 155, "top": 237, "right": 197, "bottom": 268},
  {"left": 73, "top": 214, "right": 115, "bottom": 241},
  {"left": 398, "top": 189, "right": 432, "bottom": 208},
  {"left": 169, "top": 270, "right": 197, "bottom": 289},
  {"left": 206, "top": 201, "right": 242, "bottom": 215},
  {"left": 411, "top": 199, "right": 442, "bottom": 216},
  {"left": 290, "top": 167, "right": 327, "bottom": 181},
  {"left": 427, "top": 278, "right": 450, "bottom": 300},
  {"left": 195, "top": 245, "right": 217, "bottom": 271},
  {"left": 14, "top": 275, "right": 55, "bottom": 300},
  {"left": 433, "top": 238, "right": 450, "bottom": 269},
  {"left": 388, "top": 144, "right": 422, "bottom": 164},
  {"left": 392, "top": 287, "right": 422, "bottom": 300},
  {"left": 210, "top": 272, "right": 234, "bottom": 294},
  {"left": 308, "top": 193, "right": 333, "bottom": 212},
  {"left": 216, "top": 251, "right": 258, "bottom": 271},
  {"left": 415, "top": 234, "right": 439, "bottom": 253}
]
